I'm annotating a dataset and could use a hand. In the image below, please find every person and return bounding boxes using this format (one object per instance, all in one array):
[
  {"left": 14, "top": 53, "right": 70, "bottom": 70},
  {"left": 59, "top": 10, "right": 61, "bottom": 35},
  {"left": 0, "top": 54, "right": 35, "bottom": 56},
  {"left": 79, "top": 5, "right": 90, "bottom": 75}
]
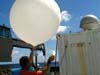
[{"left": 19, "top": 45, "right": 55, "bottom": 75}]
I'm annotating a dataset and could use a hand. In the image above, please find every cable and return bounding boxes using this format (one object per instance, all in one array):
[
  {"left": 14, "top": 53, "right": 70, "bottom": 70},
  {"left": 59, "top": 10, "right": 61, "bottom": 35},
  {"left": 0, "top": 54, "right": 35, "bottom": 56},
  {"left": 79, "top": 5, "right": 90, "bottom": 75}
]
[{"left": 55, "top": 35, "right": 58, "bottom": 67}]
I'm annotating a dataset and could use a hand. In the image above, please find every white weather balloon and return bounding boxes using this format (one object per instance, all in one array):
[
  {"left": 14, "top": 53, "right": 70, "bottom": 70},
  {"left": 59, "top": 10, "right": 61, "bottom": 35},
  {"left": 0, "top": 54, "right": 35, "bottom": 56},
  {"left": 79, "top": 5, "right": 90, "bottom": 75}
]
[{"left": 10, "top": 0, "right": 61, "bottom": 45}]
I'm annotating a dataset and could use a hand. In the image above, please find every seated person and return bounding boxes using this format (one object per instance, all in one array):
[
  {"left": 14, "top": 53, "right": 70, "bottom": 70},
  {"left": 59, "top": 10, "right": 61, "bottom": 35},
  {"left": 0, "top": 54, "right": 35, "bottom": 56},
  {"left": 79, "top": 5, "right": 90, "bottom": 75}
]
[{"left": 19, "top": 45, "right": 55, "bottom": 75}]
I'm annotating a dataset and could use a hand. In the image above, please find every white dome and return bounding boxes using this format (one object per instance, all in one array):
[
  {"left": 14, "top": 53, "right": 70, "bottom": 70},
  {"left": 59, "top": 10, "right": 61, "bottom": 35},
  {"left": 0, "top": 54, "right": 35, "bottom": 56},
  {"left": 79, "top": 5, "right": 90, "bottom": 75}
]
[{"left": 80, "top": 14, "right": 100, "bottom": 30}]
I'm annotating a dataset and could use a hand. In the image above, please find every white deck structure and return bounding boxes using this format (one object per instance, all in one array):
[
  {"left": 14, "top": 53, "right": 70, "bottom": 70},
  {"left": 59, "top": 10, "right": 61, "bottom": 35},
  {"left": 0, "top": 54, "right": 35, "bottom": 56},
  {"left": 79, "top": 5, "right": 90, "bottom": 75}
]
[{"left": 57, "top": 29, "right": 100, "bottom": 75}]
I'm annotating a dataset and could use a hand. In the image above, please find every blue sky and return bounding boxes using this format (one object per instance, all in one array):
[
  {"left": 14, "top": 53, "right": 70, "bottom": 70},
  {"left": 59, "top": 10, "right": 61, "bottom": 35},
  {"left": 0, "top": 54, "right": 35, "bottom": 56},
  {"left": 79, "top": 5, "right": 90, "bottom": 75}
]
[{"left": 0, "top": 0, "right": 100, "bottom": 64}]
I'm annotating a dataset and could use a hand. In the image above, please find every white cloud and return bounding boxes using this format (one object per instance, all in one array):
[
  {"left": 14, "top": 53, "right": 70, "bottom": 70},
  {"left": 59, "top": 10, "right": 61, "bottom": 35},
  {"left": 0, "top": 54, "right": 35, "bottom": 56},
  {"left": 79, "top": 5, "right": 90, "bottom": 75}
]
[
  {"left": 57, "top": 25, "right": 69, "bottom": 33},
  {"left": 51, "top": 10, "right": 72, "bottom": 41},
  {"left": 61, "top": 11, "right": 71, "bottom": 22},
  {"left": 12, "top": 54, "right": 23, "bottom": 63},
  {"left": 51, "top": 25, "right": 70, "bottom": 40},
  {"left": 12, "top": 50, "right": 19, "bottom": 55}
]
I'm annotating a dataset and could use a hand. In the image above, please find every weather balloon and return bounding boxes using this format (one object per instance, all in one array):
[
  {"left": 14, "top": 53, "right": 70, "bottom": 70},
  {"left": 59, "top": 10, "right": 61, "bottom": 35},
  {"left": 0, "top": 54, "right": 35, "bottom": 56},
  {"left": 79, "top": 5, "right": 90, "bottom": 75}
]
[{"left": 10, "top": 0, "right": 61, "bottom": 45}]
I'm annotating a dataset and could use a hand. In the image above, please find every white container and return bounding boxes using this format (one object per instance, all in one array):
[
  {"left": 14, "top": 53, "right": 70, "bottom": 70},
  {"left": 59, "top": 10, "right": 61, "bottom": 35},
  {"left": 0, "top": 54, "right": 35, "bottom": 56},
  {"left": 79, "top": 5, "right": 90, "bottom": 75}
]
[{"left": 57, "top": 29, "right": 100, "bottom": 75}]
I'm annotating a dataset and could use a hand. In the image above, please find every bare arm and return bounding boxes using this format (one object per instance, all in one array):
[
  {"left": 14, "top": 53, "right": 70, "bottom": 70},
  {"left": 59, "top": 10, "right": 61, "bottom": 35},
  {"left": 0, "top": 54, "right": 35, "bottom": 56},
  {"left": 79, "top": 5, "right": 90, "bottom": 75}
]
[
  {"left": 29, "top": 47, "right": 35, "bottom": 65},
  {"left": 41, "top": 55, "right": 55, "bottom": 75},
  {"left": 28, "top": 46, "right": 40, "bottom": 70}
]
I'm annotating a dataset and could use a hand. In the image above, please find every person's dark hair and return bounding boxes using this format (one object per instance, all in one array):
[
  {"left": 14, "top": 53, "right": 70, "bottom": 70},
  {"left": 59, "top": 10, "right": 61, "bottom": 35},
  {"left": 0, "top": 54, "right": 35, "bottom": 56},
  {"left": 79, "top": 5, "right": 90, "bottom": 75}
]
[{"left": 20, "top": 56, "right": 29, "bottom": 69}]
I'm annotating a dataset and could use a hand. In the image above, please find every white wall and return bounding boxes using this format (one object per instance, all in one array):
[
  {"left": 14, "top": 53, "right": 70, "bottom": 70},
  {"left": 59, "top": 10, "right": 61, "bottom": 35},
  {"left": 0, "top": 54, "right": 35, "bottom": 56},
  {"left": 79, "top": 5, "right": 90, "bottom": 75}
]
[{"left": 57, "top": 30, "right": 100, "bottom": 75}]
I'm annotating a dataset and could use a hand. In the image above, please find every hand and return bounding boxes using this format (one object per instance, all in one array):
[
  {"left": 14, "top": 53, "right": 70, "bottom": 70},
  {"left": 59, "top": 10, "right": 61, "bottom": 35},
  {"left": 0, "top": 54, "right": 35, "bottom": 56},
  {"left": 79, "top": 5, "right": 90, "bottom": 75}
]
[
  {"left": 35, "top": 44, "right": 44, "bottom": 50},
  {"left": 31, "top": 46, "right": 35, "bottom": 52},
  {"left": 48, "top": 55, "right": 55, "bottom": 62},
  {"left": 31, "top": 44, "right": 41, "bottom": 51}
]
